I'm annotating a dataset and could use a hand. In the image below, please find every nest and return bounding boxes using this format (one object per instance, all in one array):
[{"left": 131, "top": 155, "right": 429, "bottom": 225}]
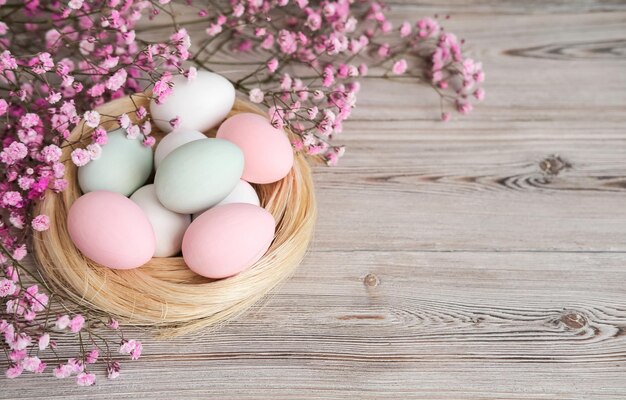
[{"left": 33, "top": 95, "right": 316, "bottom": 336}]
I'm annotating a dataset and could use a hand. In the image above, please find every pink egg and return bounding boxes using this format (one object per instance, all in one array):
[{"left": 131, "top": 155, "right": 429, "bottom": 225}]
[
  {"left": 67, "top": 191, "right": 156, "bottom": 269},
  {"left": 216, "top": 113, "right": 294, "bottom": 184},
  {"left": 182, "top": 203, "right": 275, "bottom": 279}
]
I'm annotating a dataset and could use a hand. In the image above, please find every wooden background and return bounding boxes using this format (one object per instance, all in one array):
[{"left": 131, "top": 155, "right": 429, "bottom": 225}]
[{"left": 4, "top": 1, "right": 626, "bottom": 398}]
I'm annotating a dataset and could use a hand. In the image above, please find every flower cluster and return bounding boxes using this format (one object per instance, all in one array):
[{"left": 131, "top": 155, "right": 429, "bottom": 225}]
[
  {"left": 0, "top": 0, "right": 484, "bottom": 386},
  {"left": 191, "top": 0, "right": 485, "bottom": 165},
  {"left": 1, "top": 0, "right": 178, "bottom": 385},
  {"left": 1, "top": 268, "right": 141, "bottom": 385}
]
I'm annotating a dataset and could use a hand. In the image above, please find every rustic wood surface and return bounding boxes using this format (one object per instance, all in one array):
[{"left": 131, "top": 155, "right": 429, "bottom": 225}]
[{"left": 3, "top": 1, "right": 626, "bottom": 398}]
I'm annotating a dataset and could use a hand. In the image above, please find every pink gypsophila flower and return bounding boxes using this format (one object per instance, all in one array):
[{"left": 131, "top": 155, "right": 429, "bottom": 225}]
[
  {"left": 2, "top": 191, "right": 23, "bottom": 207},
  {"left": 68, "top": 315, "right": 85, "bottom": 333},
  {"left": 392, "top": 59, "right": 408, "bottom": 75},
  {"left": 0, "top": 279, "right": 16, "bottom": 297},
  {"left": 70, "top": 148, "right": 90, "bottom": 166},
  {"left": 76, "top": 372, "right": 96, "bottom": 386},
  {"left": 249, "top": 88, "right": 264, "bottom": 103},
  {"left": 55, "top": 315, "right": 70, "bottom": 330},
  {"left": 5, "top": 364, "right": 23, "bottom": 379},
  {"left": 0, "top": 99, "right": 8, "bottom": 116},
  {"left": 31, "top": 214, "right": 50, "bottom": 231},
  {"left": 38, "top": 333, "right": 50, "bottom": 350},
  {"left": 40, "top": 144, "right": 62, "bottom": 163},
  {"left": 83, "top": 110, "right": 100, "bottom": 128}
]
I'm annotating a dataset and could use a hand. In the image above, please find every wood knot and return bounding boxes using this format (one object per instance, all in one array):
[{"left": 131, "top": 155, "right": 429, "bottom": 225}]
[
  {"left": 560, "top": 312, "right": 587, "bottom": 330},
  {"left": 540, "top": 154, "right": 571, "bottom": 176},
  {"left": 363, "top": 273, "right": 380, "bottom": 287}
]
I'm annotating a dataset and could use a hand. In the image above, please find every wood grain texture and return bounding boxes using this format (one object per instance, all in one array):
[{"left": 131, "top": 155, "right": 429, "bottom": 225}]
[{"left": 3, "top": 1, "right": 626, "bottom": 399}]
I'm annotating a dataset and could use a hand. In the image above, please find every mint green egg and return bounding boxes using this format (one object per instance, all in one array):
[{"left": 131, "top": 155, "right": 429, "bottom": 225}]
[
  {"left": 78, "top": 129, "right": 153, "bottom": 197},
  {"left": 154, "top": 138, "right": 244, "bottom": 214}
]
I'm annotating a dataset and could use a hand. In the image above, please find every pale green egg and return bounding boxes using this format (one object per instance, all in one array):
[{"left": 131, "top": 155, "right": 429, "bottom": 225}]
[
  {"left": 154, "top": 138, "right": 244, "bottom": 214},
  {"left": 78, "top": 128, "right": 153, "bottom": 197}
]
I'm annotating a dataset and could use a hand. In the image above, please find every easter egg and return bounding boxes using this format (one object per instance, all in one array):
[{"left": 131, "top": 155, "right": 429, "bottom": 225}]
[
  {"left": 67, "top": 191, "right": 156, "bottom": 269},
  {"left": 182, "top": 203, "right": 275, "bottom": 279},
  {"left": 216, "top": 113, "right": 294, "bottom": 184},
  {"left": 149, "top": 71, "right": 235, "bottom": 133},
  {"left": 192, "top": 179, "right": 260, "bottom": 219},
  {"left": 130, "top": 184, "right": 191, "bottom": 257},
  {"left": 78, "top": 128, "right": 153, "bottom": 196},
  {"left": 154, "top": 128, "right": 206, "bottom": 169},
  {"left": 154, "top": 138, "right": 244, "bottom": 214}
]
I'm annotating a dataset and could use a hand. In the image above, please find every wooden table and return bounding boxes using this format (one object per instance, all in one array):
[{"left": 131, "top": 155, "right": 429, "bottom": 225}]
[{"left": 4, "top": 1, "right": 626, "bottom": 398}]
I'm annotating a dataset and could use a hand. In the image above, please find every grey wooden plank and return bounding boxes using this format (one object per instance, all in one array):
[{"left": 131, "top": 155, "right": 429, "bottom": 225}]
[{"left": 3, "top": 251, "right": 626, "bottom": 399}]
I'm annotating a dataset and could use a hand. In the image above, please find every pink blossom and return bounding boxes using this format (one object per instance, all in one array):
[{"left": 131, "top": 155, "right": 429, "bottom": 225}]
[
  {"left": 392, "top": 59, "right": 408, "bottom": 75},
  {"left": 267, "top": 58, "right": 279, "bottom": 73},
  {"left": 20, "top": 113, "right": 40, "bottom": 129},
  {"left": 55, "top": 315, "right": 70, "bottom": 330},
  {"left": 53, "top": 364, "right": 72, "bottom": 379},
  {"left": 70, "top": 148, "right": 91, "bottom": 167},
  {"left": 40, "top": 144, "right": 62, "bottom": 163},
  {"left": 31, "top": 214, "right": 50, "bottom": 232},
  {"left": 118, "top": 113, "right": 131, "bottom": 129},
  {"left": 399, "top": 21, "right": 412, "bottom": 37},
  {"left": 68, "top": 0, "right": 84, "bottom": 10},
  {"left": 5, "top": 364, "right": 23, "bottom": 379},
  {"left": 86, "top": 143, "right": 102, "bottom": 160},
  {"left": 130, "top": 341, "right": 143, "bottom": 360},
  {"left": 67, "top": 358, "right": 84, "bottom": 374},
  {"left": 2, "top": 191, "right": 23, "bottom": 207},
  {"left": 126, "top": 124, "right": 140, "bottom": 139},
  {"left": 456, "top": 101, "right": 473, "bottom": 115},
  {"left": 83, "top": 110, "right": 101, "bottom": 128},
  {"left": 206, "top": 24, "right": 223, "bottom": 36},
  {"left": 249, "top": 88, "right": 264, "bottom": 104},
  {"left": 474, "top": 88, "right": 485, "bottom": 101},
  {"left": 119, "top": 339, "right": 137, "bottom": 354},
  {"left": 107, "top": 362, "right": 121, "bottom": 379},
  {"left": 85, "top": 349, "right": 99, "bottom": 364},
  {"left": 10, "top": 349, "right": 26, "bottom": 362},
  {"left": 106, "top": 68, "right": 127, "bottom": 91},
  {"left": 108, "top": 318, "right": 120, "bottom": 329},
  {"left": 143, "top": 136, "right": 156, "bottom": 147},
  {"left": 186, "top": 66, "right": 197, "bottom": 81},
  {"left": 69, "top": 314, "right": 85, "bottom": 333},
  {"left": 22, "top": 356, "right": 43, "bottom": 372},
  {"left": 12, "top": 245, "right": 27, "bottom": 260},
  {"left": 38, "top": 333, "right": 50, "bottom": 350},
  {"left": 128, "top": 104, "right": 144, "bottom": 119},
  {"left": 0, "top": 279, "right": 16, "bottom": 297},
  {"left": 1, "top": 141, "right": 28, "bottom": 165},
  {"left": 278, "top": 30, "right": 298, "bottom": 54},
  {"left": 0, "top": 99, "right": 8, "bottom": 116}
]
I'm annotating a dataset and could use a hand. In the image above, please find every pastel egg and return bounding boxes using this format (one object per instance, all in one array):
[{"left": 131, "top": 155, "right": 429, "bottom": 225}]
[
  {"left": 154, "top": 128, "right": 206, "bottom": 169},
  {"left": 78, "top": 128, "right": 153, "bottom": 196},
  {"left": 150, "top": 71, "right": 235, "bottom": 133},
  {"left": 216, "top": 113, "right": 294, "bottom": 184},
  {"left": 154, "top": 138, "right": 244, "bottom": 214},
  {"left": 182, "top": 203, "right": 275, "bottom": 279},
  {"left": 67, "top": 191, "right": 156, "bottom": 269},
  {"left": 192, "top": 179, "right": 260, "bottom": 219},
  {"left": 130, "top": 184, "right": 191, "bottom": 257}
]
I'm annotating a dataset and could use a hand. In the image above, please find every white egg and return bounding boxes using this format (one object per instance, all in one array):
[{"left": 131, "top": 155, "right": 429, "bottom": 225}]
[
  {"left": 150, "top": 71, "right": 235, "bottom": 133},
  {"left": 154, "top": 128, "right": 206, "bottom": 169},
  {"left": 130, "top": 184, "right": 191, "bottom": 257},
  {"left": 192, "top": 179, "right": 260, "bottom": 219}
]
